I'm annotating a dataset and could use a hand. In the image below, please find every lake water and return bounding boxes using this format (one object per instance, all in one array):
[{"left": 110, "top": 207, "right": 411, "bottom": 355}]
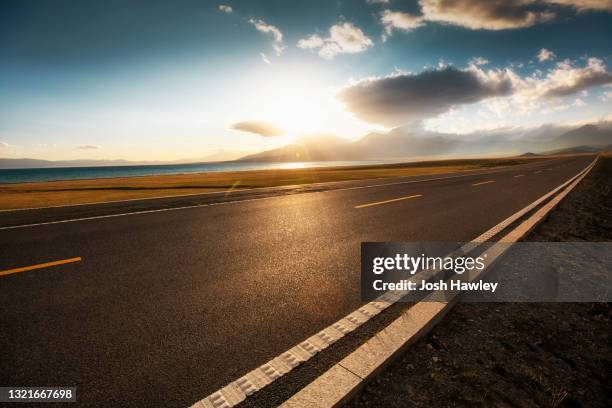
[{"left": 0, "top": 160, "right": 391, "bottom": 184}]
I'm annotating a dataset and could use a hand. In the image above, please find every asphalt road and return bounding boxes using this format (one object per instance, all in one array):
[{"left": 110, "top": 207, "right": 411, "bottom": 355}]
[{"left": 0, "top": 155, "right": 593, "bottom": 407}]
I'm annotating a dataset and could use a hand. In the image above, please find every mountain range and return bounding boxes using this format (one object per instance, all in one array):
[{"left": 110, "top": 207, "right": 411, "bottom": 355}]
[
  {"left": 1, "top": 122, "right": 611, "bottom": 169},
  {"left": 0, "top": 150, "right": 249, "bottom": 170},
  {"left": 238, "top": 122, "right": 612, "bottom": 162}
]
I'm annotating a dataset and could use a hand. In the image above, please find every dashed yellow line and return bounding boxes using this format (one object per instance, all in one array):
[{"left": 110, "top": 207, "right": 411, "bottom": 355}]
[
  {"left": 0, "top": 257, "right": 82, "bottom": 277},
  {"left": 355, "top": 194, "right": 422, "bottom": 209},
  {"left": 472, "top": 180, "right": 496, "bottom": 186}
]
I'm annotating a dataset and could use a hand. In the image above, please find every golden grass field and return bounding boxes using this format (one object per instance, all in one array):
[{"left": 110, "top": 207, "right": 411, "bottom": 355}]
[{"left": 0, "top": 157, "right": 552, "bottom": 210}]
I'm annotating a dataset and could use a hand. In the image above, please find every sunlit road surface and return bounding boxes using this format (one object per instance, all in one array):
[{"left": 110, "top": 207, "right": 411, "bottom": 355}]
[{"left": 0, "top": 155, "right": 593, "bottom": 407}]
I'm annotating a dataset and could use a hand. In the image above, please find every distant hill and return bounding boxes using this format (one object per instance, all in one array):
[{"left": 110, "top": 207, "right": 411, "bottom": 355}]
[
  {"left": 238, "top": 129, "right": 461, "bottom": 162},
  {"left": 239, "top": 134, "right": 359, "bottom": 162},
  {"left": 0, "top": 158, "right": 218, "bottom": 170},
  {"left": 0, "top": 153, "right": 247, "bottom": 170},
  {"left": 237, "top": 122, "right": 612, "bottom": 163},
  {"left": 541, "top": 144, "right": 612, "bottom": 155},
  {"left": 352, "top": 128, "right": 460, "bottom": 158},
  {"left": 553, "top": 124, "right": 612, "bottom": 148},
  {"left": 0, "top": 158, "right": 143, "bottom": 169}
]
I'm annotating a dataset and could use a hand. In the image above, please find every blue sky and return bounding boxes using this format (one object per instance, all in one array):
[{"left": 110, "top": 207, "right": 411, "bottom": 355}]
[{"left": 1, "top": 0, "right": 611, "bottom": 161}]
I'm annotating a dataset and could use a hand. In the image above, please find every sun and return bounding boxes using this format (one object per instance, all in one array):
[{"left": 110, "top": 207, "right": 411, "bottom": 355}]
[{"left": 240, "top": 68, "right": 337, "bottom": 137}]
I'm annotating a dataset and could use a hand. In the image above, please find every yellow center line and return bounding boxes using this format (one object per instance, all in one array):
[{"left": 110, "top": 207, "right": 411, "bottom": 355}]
[
  {"left": 514, "top": 174, "right": 525, "bottom": 178},
  {"left": 355, "top": 194, "right": 422, "bottom": 209},
  {"left": 472, "top": 180, "right": 496, "bottom": 186},
  {"left": 0, "top": 257, "right": 82, "bottom": 277}
]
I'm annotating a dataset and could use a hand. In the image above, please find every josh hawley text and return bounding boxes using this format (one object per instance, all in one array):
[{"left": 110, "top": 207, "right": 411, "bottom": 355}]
[{"left": 372, "top": 279, "right": 498, "bottom": 293}]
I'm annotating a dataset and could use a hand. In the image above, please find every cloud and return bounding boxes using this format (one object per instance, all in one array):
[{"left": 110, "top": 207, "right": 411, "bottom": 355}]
[
  {"left": 77, "top": 144, "right": 100, "bottom": 150},
  {"left": 249, "top": 19, "right": 282, "bottom": 43},
  {"left": 469, "top": 57, "right": 489, "bottom": 66},
  {"left": 367, "top": 0, "right": 390, "bottom": 4},
  {"left": 540, "top": 57, "right": 612, "bottom": 98},
  {"left": 218, "top": 4, "right": 232, "bottom": 13},
  {"left": 418, "top": 0, "right": 555, "bottom": 30},
  {"left": 0, "top": 141, "right": 9, "bottom": 148},
  {"left": 339, "top": 66, "right": 513, "bottom": 126},
  {"left": 375, "top": 0, "right": 610, "bottom": 34},
  {"left": 341, "top": 54, "right": 611, "bottom": 127},
  {"left": 249, "top": 19, "right": 285, "bottom": 56},
  {"left": 297, "top": 34, "right": 325, "bottom": 49},
  {"left": 297, "top": 22, "right": 373, "bottom": 59},
  {"left": 482, "top": 57, "right": 612, "bottom": 117},
  {"left": 260, "top": 52, "right": 271, "bottom": 64},
  {"left": 380, "top": 10, "right": 425, "bottom": 39},
  {"left": 572, "top": 98, "right": 587, "bottom": 107},
  {"left": 538, "top": 48, "right": 555, "bottom": 62},
  {"left": 231, "top": 121, "right": 284, "bottom": 137},
  {"left": 545, "top": 0, "right": 612, "bottom": 11}
]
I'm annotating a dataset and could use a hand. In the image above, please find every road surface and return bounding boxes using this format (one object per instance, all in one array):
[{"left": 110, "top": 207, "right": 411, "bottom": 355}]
[{"left": 0, "top": 155, "right": 593, "bottom": 407}]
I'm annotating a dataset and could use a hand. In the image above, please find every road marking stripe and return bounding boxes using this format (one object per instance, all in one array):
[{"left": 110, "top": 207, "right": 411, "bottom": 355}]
[
  {"left": 354, "top": 194, "right": 422, "bottom": 209},
  {"left": 189, "top": 157, "right": 598, "bottom": 408},
  {"left": 472, "top": 180, "right": 495, "bottom": 186},
  {"left": 513, "top": 174, "right": 525, "bottom": 178},
  {"left": 0, "top": 257, "right": 82, "bottom": 277},
  {"left": 535, "top": 170, "right": 542, "bottom": 173}
]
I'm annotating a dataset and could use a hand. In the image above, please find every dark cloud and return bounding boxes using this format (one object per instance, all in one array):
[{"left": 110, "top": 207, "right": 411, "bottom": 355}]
[
  {"left": 231, "top": 121, "right": 284, "bottom": 137},
  {"left": 546, "top": 0, "right": 612, "bottom": 12},
  {"left": 419, "top": 0, "right": 555, "bottom": 30},
  {"left": 339, "top": 67, "right": 513, "bottom": 126},
  {"left": 417, "top": 0, "right": 612, "bottom": 32}
]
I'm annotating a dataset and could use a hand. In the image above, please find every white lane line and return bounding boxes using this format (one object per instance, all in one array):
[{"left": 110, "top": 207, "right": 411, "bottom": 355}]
[
  {"left": 535, "top": 170, "right": 542, "bottom": 174},
  {"left": 0, "top": 157, "right": 569, "bottom": 213},
  {"left": 514, "top": 174, "right": 525, "bottom": 178},
  {"left": 354, "top": 194, "right": 422, "bottom": 209},
  {"left": 188, "top": 157, "right": 598, "bottom": 408},
  {"left": 0, "top": 196, "right": 282, "bottom": 231},
  {"left": 0, "top": 160, "right": 570, "bottom": 230},
  {"left": 472, "top": 180, "right": 495, "bottom": 186}
]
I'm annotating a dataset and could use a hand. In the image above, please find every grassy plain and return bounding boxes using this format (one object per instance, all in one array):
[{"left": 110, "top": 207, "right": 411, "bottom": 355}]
[{"left": 0, "top": 157, "right": 550, "bottom": 210}]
